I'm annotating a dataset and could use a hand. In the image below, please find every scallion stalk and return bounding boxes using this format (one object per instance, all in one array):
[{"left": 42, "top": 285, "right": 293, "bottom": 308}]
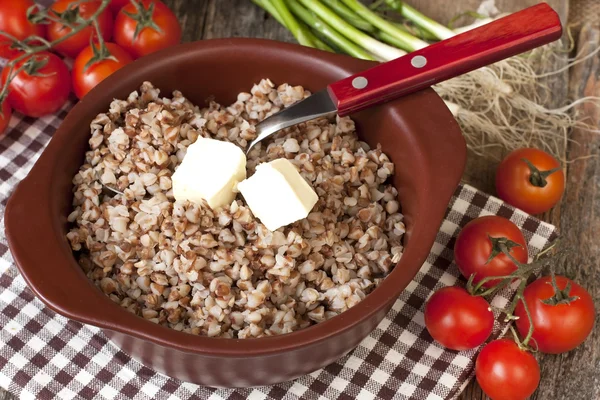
[
  {"left": 307, "top": 35, "right": 335, "bottom": 52},
  {"left": 320, "top": 0, "right": 376, "bottom": 33},
  {"left": 297, "top": 0, "right": 405, "bottom": 61},
  {"left": 287, "top": 0, "right": 375, "bottom": 60},
  {"left": 253, "top": 0, "right": 333, "bottom": 51},
  {"left": 339, "top": 0, "right": 429, "bottom": 51},
  {"left": 395, "top": 21, "right": 438, "bottom": 41},
  {"left": 384, "top": 0, "right": 455, "bottom": 40},
  {"left": 376, "top": 31, "right": 410, "bottom": 50},
  {"left": 312, "top": 35, "right": 336, "bottom": 51},
  {"left": 252, "top": 0, "right": 287, "bottom": 26},
  {"left": 271, "top": 0, "right": 316, "bottom": 47}
]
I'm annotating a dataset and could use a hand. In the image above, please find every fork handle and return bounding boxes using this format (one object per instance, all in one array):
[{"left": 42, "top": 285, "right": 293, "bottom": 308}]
[{"left": 327, "top": 3, "right": 562, "bottom": 116}]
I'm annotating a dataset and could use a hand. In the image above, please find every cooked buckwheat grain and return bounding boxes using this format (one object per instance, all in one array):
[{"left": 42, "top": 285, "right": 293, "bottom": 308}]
[{"left": 67, "top": 80, "right": 405, "bottom": 338}]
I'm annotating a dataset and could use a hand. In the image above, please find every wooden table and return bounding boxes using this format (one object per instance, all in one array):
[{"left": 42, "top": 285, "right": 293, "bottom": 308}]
[{"left": 1, "top": 0, "right": 598, "bottom": 399}]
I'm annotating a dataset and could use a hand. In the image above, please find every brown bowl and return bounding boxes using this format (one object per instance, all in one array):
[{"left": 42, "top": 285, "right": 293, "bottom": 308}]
[{"left": 5, "top": 38, "right": 466, "bottom": 387}]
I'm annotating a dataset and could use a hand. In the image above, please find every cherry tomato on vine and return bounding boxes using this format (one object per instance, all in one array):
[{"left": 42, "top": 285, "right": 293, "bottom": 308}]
[
  {"left": 48, "top": 0, "right": 113, "bottom": 58},
  {"left": 476, "top": 339, "right": 540, "bottom": 400},
  {"left": 515, "top": 275, "right": 595, "bottom": 354},
  {"left": 0, "top": 0, "right": 47, "bottom": 59},
  {"left": 114, "top": 0, "right": 182, "bottom": 59},
  {"left": 0, "top": 100, "right": 12, "bottom": 137},
  {"left": 454, "top": 216, "right": 528, "bottom": 288},
  {"left": 424, "top": 287, "right": 494, "bottom": 351},
  {"left": 72, "top": 42, "right": 133, "bottom": 99},
  {"left": 496, "top": 148, "right": 565, "bottom": 215},
  {"left": 110, "top": 0, "right": 131, "bottom": 13},
  {"left": 1, "top": 52, "right": 71, "bottom": 117}
]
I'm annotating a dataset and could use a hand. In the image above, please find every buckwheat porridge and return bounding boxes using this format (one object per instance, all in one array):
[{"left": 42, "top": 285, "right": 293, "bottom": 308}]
[{"left": 67, "top": 80, "right": 405, "bottom": 338}]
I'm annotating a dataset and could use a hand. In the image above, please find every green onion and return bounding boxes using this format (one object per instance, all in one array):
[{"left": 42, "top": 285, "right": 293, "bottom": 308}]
[
  {"left": 309, "top": 32, "right": 336, "bottom": 53},
  {"left": 297, "top": 0, "right": 405, "bottom": 61},
  {"left": 287, "top": 0, "right": 376, "bottom": 60},
  {"left": 376, "top": 31, "right": 410, "bottom": 50},
  {"left": 384, "top": 0, "right": 455, "bottom": 40},
  {"left": 320, "top": 0, "right": 376, "bottom": 33},
  {"left": 271, "top": 0, "right": 316, "bottom": 47},
  {"left": 395, "top": 21, "right": 438, "bottom": 41},
  {"left": 339, "top": 0, "right": 428, "bottom": 51},
  {"left": 252, "top": 0, "right": 286, "bottom": 26},
  {"left": 253, "top": 0, "right": 333, "bottom": 51},
  {"left": 311, "top": 35, "right": 336, "bottom": 51}
]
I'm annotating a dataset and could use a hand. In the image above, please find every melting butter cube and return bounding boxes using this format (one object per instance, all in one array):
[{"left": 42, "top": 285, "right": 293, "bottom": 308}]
[
  {"left": 172, "top": 137, "right": 246, "bottom": 210},
  {"left": 238, "top": 159, "right": 318, "bottom": 231}
]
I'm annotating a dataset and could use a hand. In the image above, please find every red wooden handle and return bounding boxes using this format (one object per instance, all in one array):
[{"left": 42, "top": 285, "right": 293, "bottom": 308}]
[{"left": 328, "top": 3, "right": 562, "bottom": 116}]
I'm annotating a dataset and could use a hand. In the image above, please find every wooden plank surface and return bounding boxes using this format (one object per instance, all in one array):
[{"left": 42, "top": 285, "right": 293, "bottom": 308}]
[
  {"left": 535, "top": 22, "right": 600, "bottom": 400},
  {"left": 2, "top": 1, "right": 597, "bottom": 400}
]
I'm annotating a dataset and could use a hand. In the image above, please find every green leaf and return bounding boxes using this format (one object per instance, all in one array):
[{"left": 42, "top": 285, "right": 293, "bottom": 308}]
[
  {"left": 485, "top": 235, "right": 522, "bottom": 264},
  {"left": 542, "top": 274, "right": 580, "bottom": 306},
  {"left": 22, "top": 55, "right": 55, "bottom": 78},
  {"left": 124, "top": 1, "right": 164, "bottom": 41},
  {"left": 27, "top": 5, "right": 49, "bottom": 25},
  {"left": 84, "top": 41, "right": 118, "bottom": 72}
]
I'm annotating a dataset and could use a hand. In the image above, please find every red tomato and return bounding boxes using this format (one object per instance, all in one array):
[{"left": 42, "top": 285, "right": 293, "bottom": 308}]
[
  {"left": 0, "top": 0, "right": 46, "bottom": 59},
  {"left": 0, "top": 100, "right": 12, "bottom": 137},
  {"left": 72, "top": 42, "right": 133, "bottom": 99},
  {"left": 48, "top": 0, "right": 113, "bottom": 58},
  {"left": 2, "top": 52, "right": 71, "bottom": 117},
  {"left": 110, "top": 0, "right": 131, "bottom": 13},
  {"left": 515, "top": 276, "right": 595, "bottom": 354},
  {"left": 424, "top": 287, "right": 494, "bottom": 350},
  {"left": 114, "top": 0, "right": 182, "bottom": 58},
  {"left": 476, "top": 339, "right": 540, "bottom": 400},
  {"left": 496, "top": 148, "right": 565, "bottom": 215},
  {"left": 454, "top": 216, "right": 528, "bottom": 288}
]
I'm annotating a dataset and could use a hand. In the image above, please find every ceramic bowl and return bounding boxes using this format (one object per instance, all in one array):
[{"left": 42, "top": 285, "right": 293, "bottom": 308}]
[{"left": 5, "top": 38, "right": 466, "bottom": 387}]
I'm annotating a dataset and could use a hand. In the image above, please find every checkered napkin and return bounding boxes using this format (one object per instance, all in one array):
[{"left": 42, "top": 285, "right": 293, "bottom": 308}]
[{"left": 0, "top": 99, "right": 557, "bottom": 400}]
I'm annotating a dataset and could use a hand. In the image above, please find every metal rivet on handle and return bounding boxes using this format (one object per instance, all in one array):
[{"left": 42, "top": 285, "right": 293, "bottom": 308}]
[
  {"left": 411, "top": 55, "right": 427, "bottom": 68},
  {"left": 352, "top": 76, "right": 368, "bottom": 89}
]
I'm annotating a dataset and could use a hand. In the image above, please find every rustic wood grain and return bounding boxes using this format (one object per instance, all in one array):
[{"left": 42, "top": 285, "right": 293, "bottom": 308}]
[
  {"left": 2, "top": 1, "right": 594, "bottom": 400},
  {"left": 531, "top": 22, "right": 600, "bottom": 400}
]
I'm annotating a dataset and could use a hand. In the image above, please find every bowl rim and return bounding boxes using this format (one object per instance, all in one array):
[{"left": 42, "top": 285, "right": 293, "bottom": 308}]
[{"left": 5, "top": 37, "right": 466, "bottom": 357}]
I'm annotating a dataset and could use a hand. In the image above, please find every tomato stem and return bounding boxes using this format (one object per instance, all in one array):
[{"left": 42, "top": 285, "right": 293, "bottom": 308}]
[
  {"left": 534, "top": 238, "right": 559, "bottom": 261},
  {"left": 0, "top": 0, "right": 111, "bottom": 105},
  {"left": 0, "top": 63, "right": 29, "bottom": 106},
  {"left": 475, "top": 276, "right": 512, "bottom": 297},
  {"left": 465, "top": 240, "right": 562, "bottom": 353},
  {"left": 23, "top": 54, "right": 56, "bottom": 77},
  {"left": 485, "top": 235, "right": 523, "bottom": 265},
  {"left": 542, "top": 271, "right": 580, "bottom": 306},
  {"left": 25, "top": 35, "right": 53, "bottom": 49},
  {"left": 522, "top": 158, "right": 562, "bottom": 188},
  {"left": 501, "top": 280, "right": 536, "bottom": 350},
  {"left": 470, "top": 239, "right": 562, "bottom": 300},
  {"left": 124, "top": 0, "right": 164, "bottom": 41},
  {"left": 44, "top": 11, "right": 79, "bottom": 31},
  {"left": 518, "top": 292, "right": 535, "bottom": 348},
  {"left": 0, "top": 31, "right": 34, "bottom": 54},
  {"left": 506, "top": 279, "right": 526, "bottom": 317},
  {"left": 83, "top": 20, "right": 117, "bottom": 71}
]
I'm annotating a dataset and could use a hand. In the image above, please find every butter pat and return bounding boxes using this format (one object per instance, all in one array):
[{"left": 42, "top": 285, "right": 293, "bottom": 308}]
[
  {"left": 238, "top": 159, "right": 318, "bottom": 231},
  {"left": 172, "top": 138, "right": 246, "bottom": 210}
]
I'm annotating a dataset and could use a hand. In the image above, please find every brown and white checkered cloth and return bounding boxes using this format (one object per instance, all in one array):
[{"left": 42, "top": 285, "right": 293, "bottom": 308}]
[{"left": 0, "top": 99, "right": 557, "bottom": 400}]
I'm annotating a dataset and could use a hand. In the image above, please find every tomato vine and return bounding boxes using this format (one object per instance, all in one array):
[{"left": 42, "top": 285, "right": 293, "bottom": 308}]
[{"left": 0, "top": 0, "right": 111, "bottom": 111}]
